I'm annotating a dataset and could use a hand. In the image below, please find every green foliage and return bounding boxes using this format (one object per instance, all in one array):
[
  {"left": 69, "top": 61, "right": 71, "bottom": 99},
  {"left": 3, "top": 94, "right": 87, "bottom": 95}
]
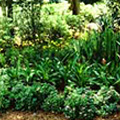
[
  {"left": 0, "top": 53, "right": 6, "bottom": 67},
  {"left": 64, "top": 86, "right": 120, "bottom": 119},
  {"left": 14, "top": 4, "right": 70, "bottom": 45},
  {"left": 0, "top": 1, "right": 120, "bottom": 119},
  {"left": 42, "top": 92, "right": 64, "bottom": 113},
  {"left": 64, "top": 87, "right": 96, "bottom": 120},
  {"left": 14, "top": 2, "right": 42, "bottom": 43},
  {"left": 105, "top": 0, "right": 120, "bottom": 29},
  {"left": 65, "top": 14, "right": 84, "bottom": 31},
  {"left": 70, "top": 28, "right": 120, "bottom": 63},
  {"left": 68, "top": 61, "right": 93, "bottom": 87},
  {"left": 5, "top": 47, "right": 20, "bottom": 66},
  {"left": 10, "top": 83, "right": 56, "bottom": 111},
  {"left": 94, "top": 86, "right": 120, "bottom": 116},
  {"left": 0, "top": 81, "right": 10, "bottom": 111},
  {"left": 0, "top": 17, "right": 13, "bottom": 48},
  {"left": 39, "top": 15, "right": 70, "bottom": 41}
]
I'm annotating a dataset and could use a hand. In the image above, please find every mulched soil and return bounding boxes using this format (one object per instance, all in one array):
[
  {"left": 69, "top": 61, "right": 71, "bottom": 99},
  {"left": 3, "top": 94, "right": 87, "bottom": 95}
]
[
  {"left": 0, "top": 111, "right": 120, "bottom": 120},
  {"left": 0, "top": 111, "right": 67, "bottom": 120}
]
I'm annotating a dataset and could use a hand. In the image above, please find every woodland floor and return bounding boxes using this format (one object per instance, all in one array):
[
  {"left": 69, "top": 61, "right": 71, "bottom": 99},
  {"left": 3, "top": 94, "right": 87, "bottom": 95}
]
[{"left": 0, "top": 111, "right": 120, "bottom": 120}]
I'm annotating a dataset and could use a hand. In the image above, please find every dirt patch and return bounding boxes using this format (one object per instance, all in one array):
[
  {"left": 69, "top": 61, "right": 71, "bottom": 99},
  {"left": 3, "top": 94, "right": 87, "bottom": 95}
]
[
  {"left": 0, "top": 111, "right": 67, "bottom": 120},
  {"left": 95, "top": 112, "right": 120, "bottom": 120},
  {"left": 0, "top": 111, "right": 120, "bottom": 120}
]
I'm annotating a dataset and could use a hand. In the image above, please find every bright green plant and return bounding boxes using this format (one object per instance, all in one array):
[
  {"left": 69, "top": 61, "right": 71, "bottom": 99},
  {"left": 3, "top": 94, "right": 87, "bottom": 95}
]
[
  {"left": 10, "top": 83, "right": 57, "bottom": 111},
  {"left": 14, "top": 1, "right": 42, "bottom": 44},
  {"left": 0, "top": 17, "right": 14, "bottom": 48},
  {"left": 70, "top": 28, "right": 120, "bottom": 63},
  {"left": 65, "top": 15, "right": 84, "bottom": 32},
  {"left": 67, "top": 59, "right": 93, "bottom": 87},
  {"left": 5, "top": 47, "right": 20, "bottom": 66},
  {"left": 39, "top": 15, "right": 70, "bottom": 42},
  {"left": 94, "top": 86, "right": 120, "bottom": 116},
  {"left": 0, "top": 81, "right": 10, "bottom": 111},
  {"left": 42, "top": 91, "right": 64, "bottom": 113},
  {"left": 90, "top": 62, "right": 115, "bottom": 87},
  {"left": 64, "top": 87, "right": 96, "bottom": 120},
  {"left": 0, "top": 53, "right": 6, "bottom": 67}
]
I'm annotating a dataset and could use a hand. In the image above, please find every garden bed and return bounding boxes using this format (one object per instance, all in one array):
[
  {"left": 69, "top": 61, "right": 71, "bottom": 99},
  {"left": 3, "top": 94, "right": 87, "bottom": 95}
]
[{"left": 0, "top": 111, "right": 120, "bottom": 120}]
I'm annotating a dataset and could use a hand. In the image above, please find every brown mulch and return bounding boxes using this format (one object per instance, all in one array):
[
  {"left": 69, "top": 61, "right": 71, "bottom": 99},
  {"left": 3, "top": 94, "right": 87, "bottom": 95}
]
[
  {"left": 0, "top": 111, "right": 120, "bottom": 120},
  {"left": 95, "top": 112, "right": 120, "bottom": 120},
  {"left": 0, "top": 111, "right": 67, "bottom": 120}
]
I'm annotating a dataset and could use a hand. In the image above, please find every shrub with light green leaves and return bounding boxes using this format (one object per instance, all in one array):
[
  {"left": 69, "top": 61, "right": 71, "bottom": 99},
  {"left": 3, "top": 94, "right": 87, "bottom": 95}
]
[
  {"left": 65, "top": 14, "right": 84, "bottom": 32},
  {"left": 42, "top": 91, "right": 64, "bottom": 113},
  {"left": 10, "top": 83, "right": 57, "bottom": 111},
  {"left": 39, "top": 15, "right": 70, "bottom": 41},
  {"left": 94, "top": 86, "right": 120, "bottom": 117},
  {"left": 64, "top": 87, "right": 96, "bottom": 120},
  {"left": 0, "top": 81, "right": 10, "bottom": 111},
  {"left": 0, "top": 17, "right": 14, "bottom": 48}
]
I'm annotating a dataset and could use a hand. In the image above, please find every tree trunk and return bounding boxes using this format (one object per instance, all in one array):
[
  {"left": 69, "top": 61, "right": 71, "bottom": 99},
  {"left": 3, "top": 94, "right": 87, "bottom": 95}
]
[
  {"left": 69, "top": 0, "right": 80, "bottom": 15},
  {"left": 1, "top": 1, "right": 7, "bottom": 16},
  {"left": 7, "top": 0, "right": 13, "bottom": 18}
]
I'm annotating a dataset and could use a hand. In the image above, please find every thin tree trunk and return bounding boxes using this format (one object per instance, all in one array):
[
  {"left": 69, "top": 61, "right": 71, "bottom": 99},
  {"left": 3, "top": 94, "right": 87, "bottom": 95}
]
[
  {"left": 1, "top": 1, "right": 6, "bottom": 16},
  {"left": 31, "top": 3, "right": 36, "bottom": 42},
  {"left": 69, "top": 0, "right": 80, "bottom": 15},
  {"left": 72, "top": 0, "right": 80, "bottom": 15},
  {"left": 7, "top": 0, "right": 13, "bottom": 18}
]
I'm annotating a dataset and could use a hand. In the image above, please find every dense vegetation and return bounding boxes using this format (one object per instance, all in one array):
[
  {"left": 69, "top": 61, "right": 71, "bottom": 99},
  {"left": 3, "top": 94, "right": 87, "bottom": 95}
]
[{"left": 0, "top": 0, "right": 120, "bottom": 120}]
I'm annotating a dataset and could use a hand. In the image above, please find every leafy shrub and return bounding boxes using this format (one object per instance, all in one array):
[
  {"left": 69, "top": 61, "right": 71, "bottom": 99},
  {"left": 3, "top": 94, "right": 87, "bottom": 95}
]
[
  {"left": 33, "top": 57, "right": 67, "bottom": 90},
  {"left": 0, "top": 53, "right": 6, "bottom": 67},
  {"left": 0, "top": 81, "right": 10, "bottom": 111},
  {"left": 42, "top": 91, "right": 64, "bottom": 113},
  {"left": 94, "top": 86, "right": 120, "bottom": 116},
  {"left": 105, "top": 0, "right": 120, "bottom": 31},
  {"left": 10, "top": 83, "right": 57, "bottom": 111},
  {"left": 97, "top": 103, "right": 118, "bottom": 117},
  {"left": 5, "top": 47, "right": 20, "bottom": 66},
  {"left": 70, "top": 28, "right": 120, "bottom": 63},
  {"left": 33, "top": 57, "right": 52, "bottom": 83},
  {"left": 65, "top": 15, "right": 84, "bottom": 32},
  {"left": 79, "top": 3, "right": 96, "bottom": 22},
  {"left": 89, "top": 62, "right": 115, "bottom": 87},
  {"left": 41, "top": 3, "right": 69, "bottom": 16},
  {"left": 14, "top": 3, "right": 70, "bottom": 45},
  {"left": 14, "top": 2, "right": 42, "bottom": 44},
  {"left": 21, "top": 47, "right": 36, "bottom": 63},
  {"left": 39, "top": 15, "right": 70, "bottom": 41},
  {"left": 49, "top": 58, "right": 67, "bottom": 89},
  {"left": 0, "top": 17, "right": 14, "bottom": 48},
  {"left": 68, "top": 62, "right": 93, "bottom": 87},
  {"left": 64, "top": 87, "right": 96, "bottom": 120},
  {"left": 10, "top": 83, "right": 36, "bottom": 110}
]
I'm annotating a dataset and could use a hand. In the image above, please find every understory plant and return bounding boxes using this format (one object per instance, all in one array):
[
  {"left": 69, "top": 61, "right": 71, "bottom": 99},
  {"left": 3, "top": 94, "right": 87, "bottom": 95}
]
[
  {"left": 10, "top": 83, "right": 57, "bottom": 111},
  {"left": 64, "top": 87, "right": 96, "bottom": 120},
  {"left": 42, "top": 91, "right": 64, "bottom": 113},
  {"left": 94, "top": 86, "right": 120, "bottom": 117},
  {"left": 0, "top": 81, "right": 10, "bottom": 111}
]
